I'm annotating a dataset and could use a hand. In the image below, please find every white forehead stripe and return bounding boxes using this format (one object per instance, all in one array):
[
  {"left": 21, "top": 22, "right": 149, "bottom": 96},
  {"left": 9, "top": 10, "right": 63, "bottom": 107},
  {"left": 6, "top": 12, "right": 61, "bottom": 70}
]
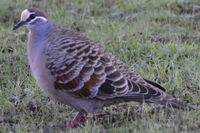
[
  {"left": 29, "top": 16, "right": 48, "bottom": 24},
  {"left": 21, "top": 9, "right": 34, "bottom": 21}
]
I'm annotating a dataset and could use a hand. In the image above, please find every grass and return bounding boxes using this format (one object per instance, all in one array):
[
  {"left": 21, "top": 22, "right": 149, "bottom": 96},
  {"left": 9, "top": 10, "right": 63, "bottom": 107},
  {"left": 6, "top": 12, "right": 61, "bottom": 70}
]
[{"left": 0, "top": 0, "right": 200, "bottom": 132}]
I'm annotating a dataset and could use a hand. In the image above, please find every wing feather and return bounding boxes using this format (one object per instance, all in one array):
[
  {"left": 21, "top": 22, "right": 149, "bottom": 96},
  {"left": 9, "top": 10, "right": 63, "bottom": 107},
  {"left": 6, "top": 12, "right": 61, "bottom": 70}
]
[{"left": 45, "top": 29, "right": 167, "bottom": 101}]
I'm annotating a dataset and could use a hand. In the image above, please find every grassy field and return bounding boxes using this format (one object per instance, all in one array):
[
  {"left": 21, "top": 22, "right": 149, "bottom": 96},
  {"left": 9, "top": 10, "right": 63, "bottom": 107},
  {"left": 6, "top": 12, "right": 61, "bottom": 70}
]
[{"left": 0, "top": 0, "right": 200, "bottom": 132}]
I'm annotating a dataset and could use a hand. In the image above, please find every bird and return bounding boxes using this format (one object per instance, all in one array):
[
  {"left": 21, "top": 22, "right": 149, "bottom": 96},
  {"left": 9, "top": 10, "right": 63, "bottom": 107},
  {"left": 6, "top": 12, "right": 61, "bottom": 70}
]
[{"left": 13, "top": 8, "right": 194, "bottom": 127}]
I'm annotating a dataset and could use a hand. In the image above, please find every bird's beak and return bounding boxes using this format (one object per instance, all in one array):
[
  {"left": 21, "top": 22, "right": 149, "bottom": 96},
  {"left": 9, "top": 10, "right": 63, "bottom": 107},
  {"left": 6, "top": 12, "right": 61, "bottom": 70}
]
[{"left": 13, "top": 20, "right": 26, "bottom": 30}]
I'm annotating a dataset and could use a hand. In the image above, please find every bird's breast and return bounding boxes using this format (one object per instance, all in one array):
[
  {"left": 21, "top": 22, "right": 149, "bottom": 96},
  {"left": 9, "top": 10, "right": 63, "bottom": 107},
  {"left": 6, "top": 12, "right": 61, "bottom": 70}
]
[{"left": 27, "top": 34, "right": 56, "bottom": 96}]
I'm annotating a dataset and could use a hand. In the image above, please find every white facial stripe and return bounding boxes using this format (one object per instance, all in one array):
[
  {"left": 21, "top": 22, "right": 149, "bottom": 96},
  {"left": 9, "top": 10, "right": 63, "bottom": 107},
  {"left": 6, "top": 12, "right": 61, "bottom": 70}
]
[
  {"left": 21, "top": 9, "right": 34, "bottom": 21},
  {"left": 29, "top": 16, "right": 48, "bottom": 24}
]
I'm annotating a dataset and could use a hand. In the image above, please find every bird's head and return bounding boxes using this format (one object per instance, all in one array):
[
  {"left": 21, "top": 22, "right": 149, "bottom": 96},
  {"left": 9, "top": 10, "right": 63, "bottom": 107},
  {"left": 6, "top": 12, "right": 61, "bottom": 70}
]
[{"left": 13, "top": 8, "right": 48, "bottom": 30}]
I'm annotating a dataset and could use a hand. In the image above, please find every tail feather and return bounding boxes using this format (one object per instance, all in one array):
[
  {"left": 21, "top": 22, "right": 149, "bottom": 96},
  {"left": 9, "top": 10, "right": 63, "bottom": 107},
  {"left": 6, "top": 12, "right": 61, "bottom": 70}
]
[
  {"left": 121, "top": 95, "right": 195, "bottom": 110},
  {"left": 151, "top": 95, "right": 195, "bottom": 110}
]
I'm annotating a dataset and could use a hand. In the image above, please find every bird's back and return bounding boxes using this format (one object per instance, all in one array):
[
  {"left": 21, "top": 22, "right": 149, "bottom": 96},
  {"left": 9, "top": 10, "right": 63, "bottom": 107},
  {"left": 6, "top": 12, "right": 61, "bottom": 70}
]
[{"left": 44, "top": 27, "right": 167, "bottom": 101}]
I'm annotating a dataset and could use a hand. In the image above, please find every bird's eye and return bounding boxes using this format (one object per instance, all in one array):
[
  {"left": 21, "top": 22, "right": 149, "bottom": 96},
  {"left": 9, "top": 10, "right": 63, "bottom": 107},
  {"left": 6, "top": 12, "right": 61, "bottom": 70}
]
[{"left": 29, "top": 14, "right": 36, "bottom": 19}]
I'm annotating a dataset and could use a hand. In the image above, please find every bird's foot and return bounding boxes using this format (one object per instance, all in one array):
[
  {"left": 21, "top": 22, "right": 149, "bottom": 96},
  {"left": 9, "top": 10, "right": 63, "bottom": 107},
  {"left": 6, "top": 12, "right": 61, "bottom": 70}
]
[
  {"left": 55, "top": 112, "right": 88, "bottom": 128},
  {"left": 67, "top": 112, "right": 88, "bottom": 128}
]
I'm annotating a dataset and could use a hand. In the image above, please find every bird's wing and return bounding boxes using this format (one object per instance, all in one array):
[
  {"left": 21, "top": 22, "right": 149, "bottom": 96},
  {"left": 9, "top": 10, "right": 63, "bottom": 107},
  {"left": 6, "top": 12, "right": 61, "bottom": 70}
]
[{"left": 45, "top": 30, "right": 166, "bottom": 101}]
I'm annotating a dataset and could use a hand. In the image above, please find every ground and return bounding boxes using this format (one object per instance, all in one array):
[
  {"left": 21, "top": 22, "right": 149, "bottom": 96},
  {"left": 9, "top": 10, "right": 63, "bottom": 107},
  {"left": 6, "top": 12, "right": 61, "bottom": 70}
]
[{"left": 0, "top": 0, "right": 200, "bottom": 132}]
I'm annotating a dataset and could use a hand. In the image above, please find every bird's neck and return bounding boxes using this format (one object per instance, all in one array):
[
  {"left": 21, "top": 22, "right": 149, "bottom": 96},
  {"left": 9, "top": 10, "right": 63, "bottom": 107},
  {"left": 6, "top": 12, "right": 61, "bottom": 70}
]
[
  {"left": 28, "top": 22, "right": 54, "bottom": 44},
  {"left": 27, "top": 22, "right": 55, "bottom": 64}
]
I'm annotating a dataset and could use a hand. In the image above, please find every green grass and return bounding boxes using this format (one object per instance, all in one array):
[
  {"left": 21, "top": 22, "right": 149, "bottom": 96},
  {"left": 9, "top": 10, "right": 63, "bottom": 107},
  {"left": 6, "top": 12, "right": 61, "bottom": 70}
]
[{"left": 0, "top": 0, "right": 200, "bottom": 132}]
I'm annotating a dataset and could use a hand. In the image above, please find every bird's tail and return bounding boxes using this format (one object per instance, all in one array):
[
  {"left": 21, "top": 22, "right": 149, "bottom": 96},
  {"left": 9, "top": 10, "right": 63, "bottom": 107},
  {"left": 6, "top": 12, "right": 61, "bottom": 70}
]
[{"left": 151, "top": 95, "right": 195, "bottom": 110}]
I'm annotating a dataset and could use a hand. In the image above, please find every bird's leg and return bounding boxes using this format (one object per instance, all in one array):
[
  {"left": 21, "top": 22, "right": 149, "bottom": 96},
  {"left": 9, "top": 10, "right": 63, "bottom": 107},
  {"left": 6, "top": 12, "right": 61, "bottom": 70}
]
[
  {"left": 67, "top": 112, "right": 88, "bottom": 128},
  {"left": 54, "top": 112, "right": 88, "bottom": 128}
]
